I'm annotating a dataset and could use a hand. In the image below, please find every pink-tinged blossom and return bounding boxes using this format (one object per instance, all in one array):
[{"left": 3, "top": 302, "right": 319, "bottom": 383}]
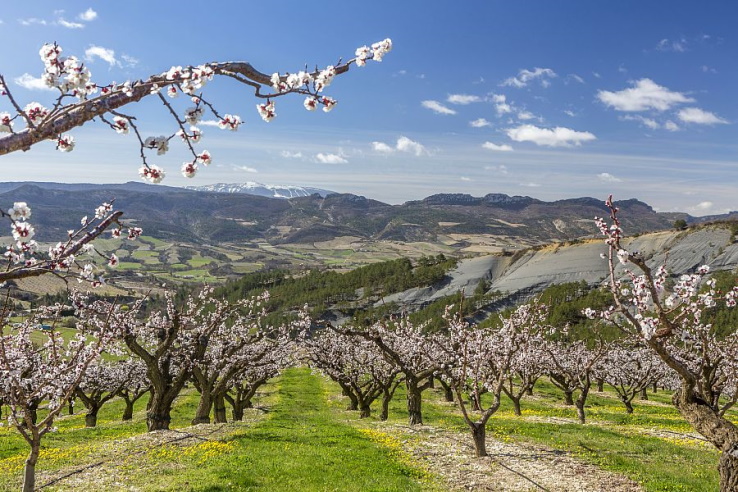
[
  {"left": 314, "top": 66, "right": 336, "bottom": 92},
  {"left": 304, "top": 97, "right": 318, "bottom": 111},
  {"left": 24, "top": 102, "right": 49, "bottom": 125},
  {"left": 11, "top": 222, "right": 35, "bottom": 241},
  {"left": 166, "top": 66, "right": 184, "bottom": 81},
  {"left": 257, "top": 101, "right": 276, "bottom": 122},
  {"left": 355, "top": 46, "right": 370, "bottom": 67},
  {"left": 0, "top": 112, "right": 12, "bottom": 133},
  {"left": 139, "top": 165, "right": 166, "bottom": 183},
  {"left": 218, "top": 114, "right": 242, "bottom": 131},
  {"left": 370, "top": 38, "right": 392, "bottom": 62},
  {"left": 143, "top": 136, "right": 169, "bottom": 155},
  {"left": 94, "top": 203, "right": 113, "bottom": 220},
  {"left": 184, "top": 107, "right": 204, "bottom": 125},
  {"left": 196, "top": 150, "right": 212, "bottom": 165},
  {"left": 127, "top": 227, "right": 143, "bottom": 240},
  {"left": 57, "top": 135, "right": 75, "bottom": 152},
  {"left": 112, "top": 116, "right": 130, "bottom": 134},
  {"left": 181, "top": 161, "right": 198, "bottom": 178},
  {"left": 7, "top": 202, "right": 32, "bottom": 221},
  {"left": 166, "top": 85, "right": 178, "bottom": 98},
  {"left": 321, "top": 97, "right": 337, "bottom": 112},
  {"left": 108, "top": 254, "right": 119, "bottom": 268},
  {"left": 617, "top": 249, "right": 629, "bottom": 265}
]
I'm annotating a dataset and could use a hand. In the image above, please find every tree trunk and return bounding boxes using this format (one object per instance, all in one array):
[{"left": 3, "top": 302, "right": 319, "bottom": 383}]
[
  {"left": 380, "top": 390, "right": 391, "bottom": 421},
  {"left": 359, "top": 404, "right": 371, "bottom": 418},
  {"left": 213, "top": 393, "right": 227, "bottom": 423},
  {"left": 122, "top": 398, "right": 135, "bottom": 421},
  {"left": 622, "top": 398, "right": 634, "bottom": 414},
  {"left": 652, "top": 381, "right": 658, "bottom": 393},
  {"left": 192, "top": 391, "right": 212, "bottom": 425},
  {"left": 563, "top": 390, "right": 574, "bottom": 406},
  {"left": 22, "top": 441, "right": 40, "bottom": 492},
  {"left": 406, "top": 380, "right": 423, "bottom": 425},
  {"left": 719, "top": 451, "right": 738, "bottom": 491},
  {"left": 470, "top": 422, "right": 487, "bottom": 457},
  {"left": 438, "top": 378, "right": 454, "bottom": 402},
  {"left": 640, "top": 388, "right": 648, "bottom": 400},
  {"left": 146, "top": 395, "right": 173, "bottom": 431},
  {"left": 232, "top": 403, "right": 244, "bottom": 421},
  {"left": 85, "top": 407, "right": 99, "bottom": 428},
  {"left": 510, "top": 396, "right": 522, "bottom": 417},
  {"left": 526, "top": 386, "right": 534, "bottom": 396},
  {"left": 597, "top": 378, "right": 604, "bottom": 392},
  {"left": 68, "top": 398, "right": 75, "bottom": 416},
  {"left": 575, "top": 400, "right": 586, "bottom": 424},
  {"left": 340, "top": 383, "right": 359, "bottom": 411}
]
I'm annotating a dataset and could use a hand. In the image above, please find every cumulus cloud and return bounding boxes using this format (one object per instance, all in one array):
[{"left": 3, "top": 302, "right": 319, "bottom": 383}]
[
  {"left": 482, "top": 142, "right": 513, "bottom": 152},
  {"left": 469, "top": 118, "right": 491, "bottom": 128},
  {"left": 517, "top": 111, "right": 536, "bottom": 121},
  {"left": 598, "top": 172, "right": 622, "bottom": 183},
  {"left": 372, "top": 141, "right": 395, "bottom": 153},
  {"left": 677, "top": 107, "right": 728, "bottom": 125},
  {"left": 620, "top": 114, "right": 661, "bottom": 130},
  {"left": 372, "top": 136, "right": 428, "bottom": 156},
  {"left": 689, "top": 201, "right": 714, "bottom": 214},
  {"left": 57, "top": 17, "right": 84, "bottom": 29},
  {"left": 19, "top": 18, "right": 47, "bottom": 26},
  {"left": 502, "top": 67, "right": 557, "bottom": 88},
  {"left": 664, "top": 120, "right": 680, "bottom": 132},
  {"left": 447, "top": 94, "right": 481, "bottom": 105},
  {"left": 597, "top": 78, "right": 693, "bottom": 112},
  {"left": 78, "top": 8, "right": 97, "bottom": 21},
  {"left": 421, "top": 100, "right": 456, "bottom": 115},
  {"left": 505, "top": 124, "right": 596, "bottom": 147},
  {"left": 85, "top": 46, "right": 117, "bottom": 66},
  {"left": 315, "top": 153, "right": 348, "bottom": 164},
  {"left": 280, "top": 151, "right": 303, "bottom": 159},
  {"left": 490, "top": 94, "right": 512, "bottom": 115},
  {"left": 14, "top": 73, "right": 54, "bottom": 91}
]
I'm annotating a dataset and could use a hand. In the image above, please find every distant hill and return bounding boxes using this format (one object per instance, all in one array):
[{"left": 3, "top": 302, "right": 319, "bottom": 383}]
[
  {"left": 0, "top": 181, "right": 720, "bottom": 246},
  {"left": 187, "top": 182, "right": 335, "bottom": 199}
]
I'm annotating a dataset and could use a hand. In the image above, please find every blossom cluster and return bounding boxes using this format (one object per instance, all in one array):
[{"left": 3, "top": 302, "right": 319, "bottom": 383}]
[{"left": 38, "top": 43, "right": 96, "bottom": 98}]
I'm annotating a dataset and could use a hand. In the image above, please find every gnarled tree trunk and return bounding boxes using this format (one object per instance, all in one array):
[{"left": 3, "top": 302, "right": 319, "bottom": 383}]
[{"left": 406, "top": 379, "right": 424, "bottom": 425}]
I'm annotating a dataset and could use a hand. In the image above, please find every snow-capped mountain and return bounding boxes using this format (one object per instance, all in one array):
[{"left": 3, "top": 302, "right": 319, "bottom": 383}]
[{"left": 187, "top": 182, "right": 336, "bottom": 199}]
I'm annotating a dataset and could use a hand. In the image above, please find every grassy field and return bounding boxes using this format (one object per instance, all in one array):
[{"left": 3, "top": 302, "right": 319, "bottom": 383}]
[{"left": 0, "top": 370, "right": 733, "bottom": 491}]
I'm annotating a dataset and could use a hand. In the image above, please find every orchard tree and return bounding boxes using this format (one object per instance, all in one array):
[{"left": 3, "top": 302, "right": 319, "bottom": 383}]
[
  {"left": 435, "top": 303, "right": 546, "bottom": 457},
  {"left": 0, "top": 292, "right": 130, "bottom": 492},
  {"left": 75, "top": 360, "right": 131, "bottom": 427},
  {"left": 114, "top": 358, "right": 150, "bottom": 421},
  {"left": 591, "top": 195, "right": 738, "bottom": 490},
  {"left": 597, "top": 344, "right": 667, "bottom": 414},
  {"left": 342, "top": 317, "right": 437, "bottom": 425}
]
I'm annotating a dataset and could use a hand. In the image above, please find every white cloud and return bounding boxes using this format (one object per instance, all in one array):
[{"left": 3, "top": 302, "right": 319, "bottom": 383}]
[
  {"left": 597, "top": 78, "right": 693, "bottom": 112},
  {"left": 485, "top": 164, "right": 509, "bottom": 175},
  {"left": 566, "top": 74, "right": 585, "bottom": 84},
  {"left": 656, "top": 38, "right": 687, "bottom": 52},
  {"left": 506, "top": 124, "right": 596, "bottom": 147},
  {"left": 482, "top": 142, "right": 513, "bottom": 152},
  {"left": 396, "top": 136, "right": 427, "bottom": 156},
  {"left": 469, "top": 118, "right": 491, "bottom": 128},
  {"left": 315, "top": 153, "right": 348, "bottom": 164},
  {"left": 447, "top": 94, "right": 481, "bottom": 105},
  {"left": 78, "top": 8, "right": 97, "bottom": 21},
  {"left": 690, "top": 201, "right": 714, "bottom": 213},
  {"left": 372, "top": 137, "right": 428, "bottom": 156},
  {"left": 57, "top": 17, "right": 84, "bottom": 29},
  {"left": 502, "top": 67, "right": 557, "bottom": 88},
  {"left": 199, "top": 120, "right": 221, "bottom": 127},
  {"left": 490, "top": 94, "right": 512, "bottom": 115},
  {"left": 14, "top": 73, "right": 53, "bottom": 91},
  {"left": 664, "top": 120, "right": 680, "bottom": 132},
  {"left": 520, "top": 182, "right": 541, "bottom": 188},
  {"left": 564, "top": 110, "right": 576, "bottom": 117},
  {"left": 701, "top": 65, "right": 717, "bottom": 74},
  {"left": 280, "top": 151, "right": 303, "bottom": 159},
  {"left": 421, "top": 100, "right": 456, "bottom": 115},
  {"left": 620, "top": 114, "right": 660, "bottom": 130},
  {"left": 677, "top": 107, "right": 728, "bottom": 125},
  {"left": 372, "top": 141, "right": 394, "bottom": 153},
  {"left": 460, "top": 176, "right": 471, "bottom": 182},
  {"left": 121, "top": 54, "right": 139, "bottom": 68},
  {"left": 85, "top": 46, "right": 117, "bottom": 66},
  {"left": 598, "top": 172, "right": 622, "bottom": 183},
  {"left": 517, "top": 111, "right": 536, "bottom": 121},
  {"left": 233, "top": 165, "right": 258, "bottom": 173},
  {"left": 19, "top": 18, "right": 47, "bottom": 26}
]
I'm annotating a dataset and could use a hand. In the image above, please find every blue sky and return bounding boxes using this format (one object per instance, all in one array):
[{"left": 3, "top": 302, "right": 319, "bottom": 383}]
[{"left": 1, "top": 1, "right": 737, "bottom": 216}]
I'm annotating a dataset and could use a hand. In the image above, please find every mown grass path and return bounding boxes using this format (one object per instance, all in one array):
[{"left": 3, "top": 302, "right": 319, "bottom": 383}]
[{"left": 219, "top": 367, "right": 428, "bottom": 491}]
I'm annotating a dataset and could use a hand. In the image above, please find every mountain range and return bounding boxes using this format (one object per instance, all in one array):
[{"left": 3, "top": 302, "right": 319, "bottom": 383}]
[{"left": 0, "top": 181, "right": 735, "bottom": 245}]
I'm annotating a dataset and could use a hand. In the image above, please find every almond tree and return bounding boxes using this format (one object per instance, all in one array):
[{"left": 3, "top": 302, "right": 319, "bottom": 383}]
[
  {"left": 592, "top": 195, "right": 738, "bottom": 490},
  {"left": 221, "top": 360, "right": 284, "bottom": 422},
  {"left": 75, "top": 360, "right": 131, "bottom": 427},
  {"left": 115, "top": 358, "right": 150, "bottom": 421},
  {"left": 342, "top": 317, "right": 436, "bottom": 425},
  {"left": 597, "top": 344, "right": 666, "bottom": 414},
  {"left": 435, "top": 303, "right": 546, "bottom": 457},
  {"left": 501, "top": 335, "right": 547, "bottom": 416},
  {"left": 0, "top": 292, "right": 127, "bottom": 492},
  {"left": 543, "top": 339, "right": 605, "bottom": 424}
]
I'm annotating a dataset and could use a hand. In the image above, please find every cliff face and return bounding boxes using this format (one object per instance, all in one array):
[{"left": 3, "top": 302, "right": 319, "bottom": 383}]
[{"left": 379, "top": 224, "right": 738, "bottom": 308}]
